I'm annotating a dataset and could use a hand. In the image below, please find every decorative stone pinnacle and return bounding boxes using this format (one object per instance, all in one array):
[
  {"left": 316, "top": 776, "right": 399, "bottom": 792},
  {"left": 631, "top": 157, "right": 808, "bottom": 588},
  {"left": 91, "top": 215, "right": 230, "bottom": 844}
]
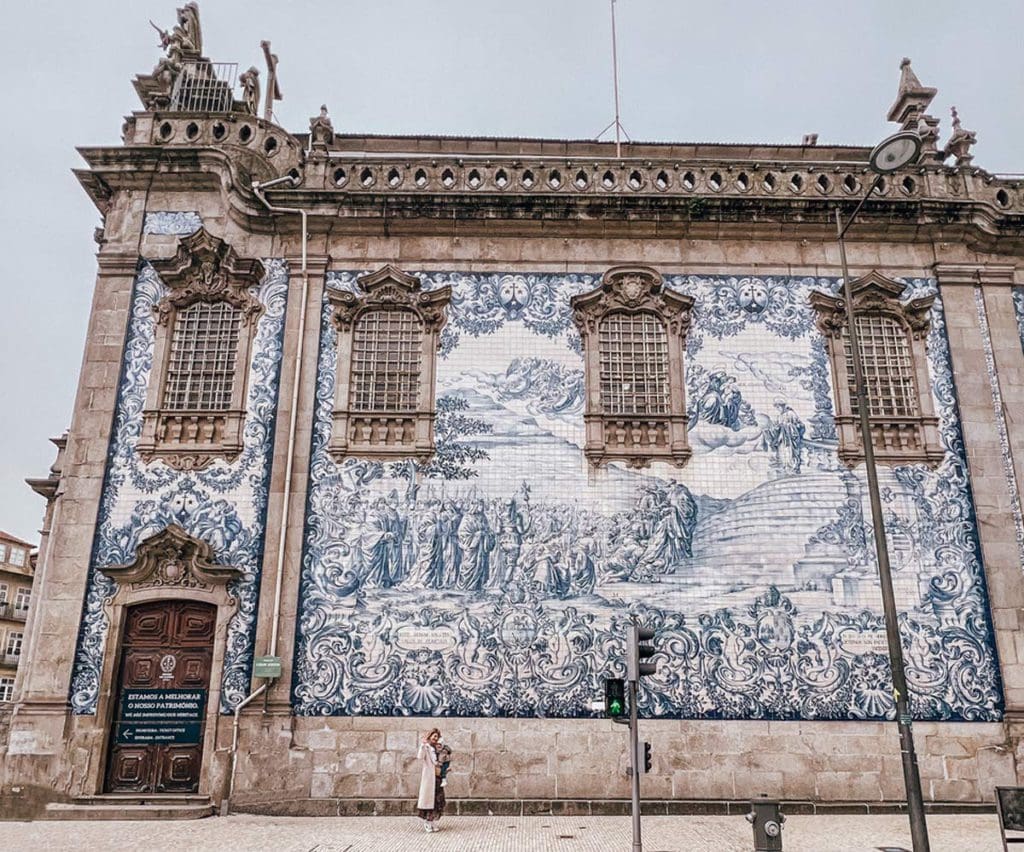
[
  {"left": 887, "top": 57, "right": 937, "bottom": 128},
  {"left": 944, "top": 105, "right": 977, "bottom": 167}
]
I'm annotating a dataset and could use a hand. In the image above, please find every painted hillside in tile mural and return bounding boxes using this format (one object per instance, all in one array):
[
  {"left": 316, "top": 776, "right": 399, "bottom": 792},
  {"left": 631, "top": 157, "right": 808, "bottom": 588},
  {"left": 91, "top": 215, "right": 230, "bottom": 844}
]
[{"left": 293, "top": 270, "right": 1003, "bottom": 722}]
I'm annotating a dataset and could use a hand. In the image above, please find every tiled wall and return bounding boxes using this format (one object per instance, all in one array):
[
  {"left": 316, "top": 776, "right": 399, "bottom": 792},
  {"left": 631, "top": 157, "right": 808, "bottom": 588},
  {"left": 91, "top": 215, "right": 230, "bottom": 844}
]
[
  {"left": 68, "top": 260, "right": 289, "bottom": 714},
  {"left": 291, "top": 271, "right": 1002, "bottom": 722}
]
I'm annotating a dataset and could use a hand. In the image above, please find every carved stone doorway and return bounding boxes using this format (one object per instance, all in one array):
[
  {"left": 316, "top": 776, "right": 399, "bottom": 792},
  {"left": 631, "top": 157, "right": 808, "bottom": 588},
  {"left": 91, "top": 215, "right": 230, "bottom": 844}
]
[{"left": 104, "top": 600, "right": 216, "bottom": 793}]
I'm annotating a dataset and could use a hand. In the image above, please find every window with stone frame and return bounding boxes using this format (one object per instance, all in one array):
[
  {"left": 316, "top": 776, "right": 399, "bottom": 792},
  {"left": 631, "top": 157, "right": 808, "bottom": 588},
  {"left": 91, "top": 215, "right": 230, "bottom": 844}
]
[
  {"left": 809, "top": 271, "right": 943, "bottom": 468},
  {"left": 137, "top": 228, "right": 265, "bottom": 471},
  {"left": 0, "top": 583, "right": 8, "bottom": 603},
  {"left": 14, "top": 587, "right": 30, "bottom": 612},
  {"left": 5, "top": 631, "right": 22, "bottom": 658},
  {"left": 571, "top": 265, "right": 694, "bottom": 469},
  {"left": 0, "top": 678, "right": 13, "bottom": 703},
  {"left": 327, "top": 265, "right": 451, "bottom": 462}
]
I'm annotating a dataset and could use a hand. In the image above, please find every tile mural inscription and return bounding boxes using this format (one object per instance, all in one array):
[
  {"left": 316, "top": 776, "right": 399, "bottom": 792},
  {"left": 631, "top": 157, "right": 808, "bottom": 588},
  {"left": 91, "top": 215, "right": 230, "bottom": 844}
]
[
  {"left": 69, "top": 260, "right": 288, "bottom": 714},
  {"left": 292, "top": 272, "right": 1002, "bottom": 722}
]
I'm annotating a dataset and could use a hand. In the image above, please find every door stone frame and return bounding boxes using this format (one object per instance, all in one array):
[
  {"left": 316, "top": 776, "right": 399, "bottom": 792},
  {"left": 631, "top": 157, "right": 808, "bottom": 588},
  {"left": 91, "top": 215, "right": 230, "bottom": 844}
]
[{"left": 87, "top": 525, "right": 241, "bottom": 798}]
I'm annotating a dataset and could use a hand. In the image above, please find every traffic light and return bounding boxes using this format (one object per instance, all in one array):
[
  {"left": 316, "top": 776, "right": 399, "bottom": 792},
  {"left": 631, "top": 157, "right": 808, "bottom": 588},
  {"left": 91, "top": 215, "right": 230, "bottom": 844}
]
[
  {"left": 643, "top": 741, "right": 652, "bottom": 773},
  {"left": 626, "top": 623, "right": 658, "bottom": 681},
  {"left": 605, "top": 677, "right": 626, "bottom": 718}
]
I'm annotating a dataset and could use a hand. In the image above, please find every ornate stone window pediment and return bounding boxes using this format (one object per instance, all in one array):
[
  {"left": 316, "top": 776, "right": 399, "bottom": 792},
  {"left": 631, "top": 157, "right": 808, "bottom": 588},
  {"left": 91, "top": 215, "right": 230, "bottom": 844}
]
[
  {"left": 571, "top": 265, "right": 694, "bottom": 469},
  {"left": 809, "top": 271, "right": 943, "bottom": 468},
  {"left": 137, "top": 228, "right": 265, "bottom": 471},
  {"left": 328, "top": 264, "right": 451, "bottom": 462},
  {"left": 99, "top": 524, "right": 242, "bottom": 594}
]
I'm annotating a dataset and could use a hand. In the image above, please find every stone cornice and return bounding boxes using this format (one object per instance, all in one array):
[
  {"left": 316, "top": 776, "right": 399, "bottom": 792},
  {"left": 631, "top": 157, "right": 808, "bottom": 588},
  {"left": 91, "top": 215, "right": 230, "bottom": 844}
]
[
  {"left": 932, "top": 263, "right": 1018, "bottom": 286},
  {"left": 74, "top": 142, "right": 1024, "bottom": 250}
]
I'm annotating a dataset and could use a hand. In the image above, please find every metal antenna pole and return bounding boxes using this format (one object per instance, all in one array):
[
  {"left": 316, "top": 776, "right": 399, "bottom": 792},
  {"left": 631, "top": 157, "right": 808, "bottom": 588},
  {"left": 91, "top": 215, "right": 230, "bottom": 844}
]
[
  {"left": 835, "top": 194, "right": 930, "bottom": 852},
  {"left": 610, "top": 0, "right": 622, "bottom": 158}
]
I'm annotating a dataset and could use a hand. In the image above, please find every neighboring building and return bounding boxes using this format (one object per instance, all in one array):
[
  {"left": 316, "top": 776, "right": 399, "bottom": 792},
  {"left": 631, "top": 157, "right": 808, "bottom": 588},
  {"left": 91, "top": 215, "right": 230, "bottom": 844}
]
[
  {"left": 0, "top": 532, "right": 35, "bottom": 704},
  {"left": 4, "top": 5, "right": 1024, "bottom": 818}
]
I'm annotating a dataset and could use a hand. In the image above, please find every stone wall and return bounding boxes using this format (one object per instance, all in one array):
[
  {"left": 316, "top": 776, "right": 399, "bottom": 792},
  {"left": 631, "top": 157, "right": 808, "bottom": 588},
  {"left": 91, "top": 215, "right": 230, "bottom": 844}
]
[{"left": 222, "top": 716, "right": 1017, "bottom": 813}]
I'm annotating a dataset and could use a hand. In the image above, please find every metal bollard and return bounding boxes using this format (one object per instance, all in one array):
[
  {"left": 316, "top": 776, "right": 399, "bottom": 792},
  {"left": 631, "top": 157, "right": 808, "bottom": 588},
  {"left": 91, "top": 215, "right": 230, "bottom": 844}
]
[{"left": 745, "top": 795, "right": 785, "bottom": 851}]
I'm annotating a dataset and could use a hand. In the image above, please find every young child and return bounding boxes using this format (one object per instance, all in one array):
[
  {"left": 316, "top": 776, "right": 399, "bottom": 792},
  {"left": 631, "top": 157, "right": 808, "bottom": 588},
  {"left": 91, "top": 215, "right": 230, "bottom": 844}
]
[{"left": 437, "top": 736, "right": 453, "bottom": 787}]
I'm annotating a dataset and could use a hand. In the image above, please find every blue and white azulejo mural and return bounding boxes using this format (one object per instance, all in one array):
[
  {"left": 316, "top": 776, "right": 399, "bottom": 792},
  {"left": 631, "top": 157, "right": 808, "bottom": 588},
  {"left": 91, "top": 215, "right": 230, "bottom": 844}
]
[
  {"left": 69, "top": 259, "right": 288, "bottom": 714},
  {"left": 292, "top": 270, "right": 1002, "bottom": 722}
]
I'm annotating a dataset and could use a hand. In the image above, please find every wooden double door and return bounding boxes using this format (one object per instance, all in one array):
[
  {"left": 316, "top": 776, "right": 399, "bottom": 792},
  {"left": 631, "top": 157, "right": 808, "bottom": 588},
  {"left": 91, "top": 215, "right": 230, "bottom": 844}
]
[{"left": 105, "top": 600, "right": 215, "bottom": 793}]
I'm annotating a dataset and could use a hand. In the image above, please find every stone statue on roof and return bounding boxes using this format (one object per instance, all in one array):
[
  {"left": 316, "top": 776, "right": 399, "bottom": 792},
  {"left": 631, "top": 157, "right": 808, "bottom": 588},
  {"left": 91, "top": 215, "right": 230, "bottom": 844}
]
[
  {"left": 152, "top": 3, "right": 203, "bottom": 64},
  {"left": 239, "top": 67, "right": 260, "bottom": 116},
  {"left": 310, "top": 105, "right": 334, "bottom": 150}
]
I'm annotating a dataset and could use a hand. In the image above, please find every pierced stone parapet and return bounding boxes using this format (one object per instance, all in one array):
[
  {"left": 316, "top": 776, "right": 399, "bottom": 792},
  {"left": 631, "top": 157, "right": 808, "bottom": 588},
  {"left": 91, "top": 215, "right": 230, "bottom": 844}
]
[{"left": 313, "top": 157, "right": 1023, "bottom": 214}]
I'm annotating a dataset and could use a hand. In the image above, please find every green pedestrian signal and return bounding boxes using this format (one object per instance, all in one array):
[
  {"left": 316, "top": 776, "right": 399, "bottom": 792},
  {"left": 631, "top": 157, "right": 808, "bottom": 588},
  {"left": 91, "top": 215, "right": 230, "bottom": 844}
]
[{"left": 605, "top": 677, "right": 626, "bottom": 718}]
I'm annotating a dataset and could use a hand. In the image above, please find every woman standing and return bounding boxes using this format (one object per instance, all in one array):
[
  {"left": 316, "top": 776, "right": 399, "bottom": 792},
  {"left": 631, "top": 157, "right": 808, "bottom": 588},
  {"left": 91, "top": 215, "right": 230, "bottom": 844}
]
[{"left": 416, "top": 728, "right": 445, "bottom": 832}]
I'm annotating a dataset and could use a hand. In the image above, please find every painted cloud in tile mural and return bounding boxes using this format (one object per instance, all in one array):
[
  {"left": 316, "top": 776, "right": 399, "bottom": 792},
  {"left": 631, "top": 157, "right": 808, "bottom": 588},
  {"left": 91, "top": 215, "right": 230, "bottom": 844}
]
[
  {"left": 292, "top": 271, "right": 1002, "bottom": 722},
  {"left": 69, "top": 260, "right": 288, "bottom": 715}
]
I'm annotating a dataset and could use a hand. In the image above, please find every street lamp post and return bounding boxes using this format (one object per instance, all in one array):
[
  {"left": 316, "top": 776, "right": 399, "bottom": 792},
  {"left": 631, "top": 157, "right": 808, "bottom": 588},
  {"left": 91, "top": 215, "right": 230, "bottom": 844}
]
[{"left": 835, "top": 131, "right": 930, "bottom": 852}]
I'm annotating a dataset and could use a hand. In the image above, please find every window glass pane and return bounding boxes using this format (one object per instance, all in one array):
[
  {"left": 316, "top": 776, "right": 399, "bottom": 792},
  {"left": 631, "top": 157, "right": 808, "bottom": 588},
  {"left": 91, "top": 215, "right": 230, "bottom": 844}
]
[
  {"left": 5, "top": 632, "right": 22, "bottom": 655},
  {"left": 0, "top": 545, "right": 6, "bottom": 562},
  {"left": 351, "top": 309, "right": 423, "bottom": 412},
  {"left": 164, "top": 301, "right": 242, "bottom": 411},
  {"left": 0, "top": 678, "right": 14, "bottom": 702},
  {"left": 8, "top": 547, "right": 25, "bottom": 567},
  {"left": 598, "top": 312, "right": 670, "bottom": 415},
  {"left": 0, "top": 584, "right": 8, "bottom": 603},
  {"left": 844, "top": 315, "right": 918, "bottom": 418},
  {"left": 14, "top": 588, "right": 30, "bottom": 610}
]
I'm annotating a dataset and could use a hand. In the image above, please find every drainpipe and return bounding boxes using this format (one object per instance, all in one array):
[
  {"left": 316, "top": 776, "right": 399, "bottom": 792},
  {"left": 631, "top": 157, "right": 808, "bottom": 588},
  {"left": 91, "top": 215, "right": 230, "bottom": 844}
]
[
  {"left": 221, "top": 682, "right": 268, "bottom": 815},
  {"left": 220, "top": 173, "right": 306, "bottom": 814}
]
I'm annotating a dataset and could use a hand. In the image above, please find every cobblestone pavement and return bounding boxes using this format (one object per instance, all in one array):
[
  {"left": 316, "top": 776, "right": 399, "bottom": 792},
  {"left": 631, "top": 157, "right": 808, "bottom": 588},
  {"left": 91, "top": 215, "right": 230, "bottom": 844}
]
[{"left": 0, "top": 814, "right": 1003, "bottom": 851}]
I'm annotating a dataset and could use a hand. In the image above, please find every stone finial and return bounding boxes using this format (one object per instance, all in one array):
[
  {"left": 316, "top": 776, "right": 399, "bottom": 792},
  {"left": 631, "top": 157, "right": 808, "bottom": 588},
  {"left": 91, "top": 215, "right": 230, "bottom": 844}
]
[
  {"left": 310, "top": 104, "right": 334, "bottom": 150},
  {"left": 887, "top": 57, "right": 937, "bottom": 128},
  {"left": 944, "top": 106, "right": 977, "bottom": 167}
]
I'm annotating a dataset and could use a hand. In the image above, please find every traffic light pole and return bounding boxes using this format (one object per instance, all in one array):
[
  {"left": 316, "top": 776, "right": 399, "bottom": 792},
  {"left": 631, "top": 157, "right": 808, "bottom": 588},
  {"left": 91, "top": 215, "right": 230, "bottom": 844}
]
[{"left": 628, "top": 676, "right": 642, "bottom": 852}]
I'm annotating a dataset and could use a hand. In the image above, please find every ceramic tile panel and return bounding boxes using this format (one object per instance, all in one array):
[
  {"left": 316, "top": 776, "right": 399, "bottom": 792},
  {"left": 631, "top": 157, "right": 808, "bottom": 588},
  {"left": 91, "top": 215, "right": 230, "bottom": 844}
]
[
  {"left": 142, "top": 212, "right": 203, "bottom": 235},
  {"left": 68, "top": 260, "right": 289, "bottom": 714},
  {"left": 291, "top": 271, "right": 1002, "bottom": 722}
]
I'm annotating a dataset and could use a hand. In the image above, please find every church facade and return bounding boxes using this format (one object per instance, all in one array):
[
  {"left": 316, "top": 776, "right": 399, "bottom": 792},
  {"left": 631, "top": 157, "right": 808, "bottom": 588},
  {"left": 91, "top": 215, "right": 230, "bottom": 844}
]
[{"left": 4, "top": 6, "right": 1024, "bottom": 817}]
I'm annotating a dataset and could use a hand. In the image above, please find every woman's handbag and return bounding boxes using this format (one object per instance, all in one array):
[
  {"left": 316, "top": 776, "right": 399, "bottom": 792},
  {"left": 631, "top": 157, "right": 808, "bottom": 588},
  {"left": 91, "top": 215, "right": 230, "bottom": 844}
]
[{"left": 434, "top": 765, "right": 442, "bottom": 777}]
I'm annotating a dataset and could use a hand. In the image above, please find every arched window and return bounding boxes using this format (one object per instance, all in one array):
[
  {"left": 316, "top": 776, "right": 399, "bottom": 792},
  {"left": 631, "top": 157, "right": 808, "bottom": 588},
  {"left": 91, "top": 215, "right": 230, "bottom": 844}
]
[
  {"left": 571, "top": 266, "right": 693, "bottom": 469},
  {"left": 350, "top": 308, "right": 422, "bottom": 413},
  {"left": 164, "top": 301, "right": 242, "bottom": 411},
  {"left": 138, "top": 229, "right": 265, "bottom": 470},
  {"left": 329, "top": 265, "right": 451, "bottom": 462},
  {"left": 598, "top": 311, "right": 670, "bottom": 415},
  {"left": 810, "top": 271, "right": 942, "bottom": 468}
]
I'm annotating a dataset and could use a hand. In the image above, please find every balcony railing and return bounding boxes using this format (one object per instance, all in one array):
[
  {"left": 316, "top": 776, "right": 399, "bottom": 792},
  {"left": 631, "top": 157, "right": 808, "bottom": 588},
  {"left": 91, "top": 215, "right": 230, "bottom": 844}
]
[
  {"left": 169, "top": 61, "right": 238, "bottom": 113},
  {"left": 3, "top": 653, "right": 20, "bottom": 666},
  {"left": 0, "top": 603, "right": 28, "bottom": 621}
]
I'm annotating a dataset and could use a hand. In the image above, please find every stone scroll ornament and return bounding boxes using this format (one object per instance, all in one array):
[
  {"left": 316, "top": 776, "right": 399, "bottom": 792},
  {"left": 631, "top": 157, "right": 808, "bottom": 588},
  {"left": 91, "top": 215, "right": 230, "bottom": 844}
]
[{"left": 291, "top": 271, "right": 1001, "bottom": 722}]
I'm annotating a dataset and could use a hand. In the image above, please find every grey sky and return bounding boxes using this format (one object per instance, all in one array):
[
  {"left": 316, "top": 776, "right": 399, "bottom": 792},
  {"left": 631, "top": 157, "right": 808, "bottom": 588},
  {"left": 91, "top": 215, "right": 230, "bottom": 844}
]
[{"left": 0, "top": 0, "right": 1021, "bottom": 542}]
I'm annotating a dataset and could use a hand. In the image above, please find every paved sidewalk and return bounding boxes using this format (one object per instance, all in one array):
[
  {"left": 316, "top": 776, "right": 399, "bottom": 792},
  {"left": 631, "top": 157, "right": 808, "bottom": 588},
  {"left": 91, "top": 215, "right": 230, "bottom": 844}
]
[{"left": 1, "top": 813, "right": 1003, "bottom": 851}]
